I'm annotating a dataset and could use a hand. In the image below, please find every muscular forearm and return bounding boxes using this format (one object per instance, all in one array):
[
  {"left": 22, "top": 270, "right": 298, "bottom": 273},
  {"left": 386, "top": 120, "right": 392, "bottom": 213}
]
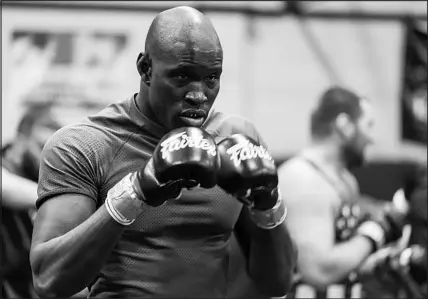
[
  {"left": 323, "top": 236, "right": 372, "bottom": 281},
  {"left": 31, "top": 205, "right": 125, "bottom": 298},
  {"left": 302, "top": 235, "right": 372, "bottom": 288},
  {"left": 249, "top": 222, "right": 297, "bottom": 297}
]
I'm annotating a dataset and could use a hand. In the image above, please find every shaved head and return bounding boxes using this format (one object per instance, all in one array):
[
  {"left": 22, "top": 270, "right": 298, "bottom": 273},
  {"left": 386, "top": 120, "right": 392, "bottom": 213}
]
[
  {"left": 145, "top": 6, "right": 222, "bottom": 62},
  {"left": 136, "top": 6, "right": 223, "bottom": 133}
]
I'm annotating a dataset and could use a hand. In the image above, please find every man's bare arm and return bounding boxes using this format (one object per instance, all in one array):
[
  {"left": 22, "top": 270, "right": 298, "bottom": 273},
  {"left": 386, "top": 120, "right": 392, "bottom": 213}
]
[
  {"left": 30, "top": 194, "right": 125, "bottom": 298},
  {"left": 2, "top": 166, "right": 38, "bottom": 210},
  {"left": 281, "top": 185, "right": 372, "bottom": 288},
  {"left": 288, "top": 196, "right": 372, "bottom": 287},
  {"left": 278, "top": 161, "right": 375, "bottom": 289}
]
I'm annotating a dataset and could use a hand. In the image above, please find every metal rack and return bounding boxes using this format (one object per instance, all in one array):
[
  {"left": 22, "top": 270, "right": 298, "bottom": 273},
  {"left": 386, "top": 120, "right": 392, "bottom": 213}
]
[{"left": 2, "top": 1, "right": 427, "bottom": 22}]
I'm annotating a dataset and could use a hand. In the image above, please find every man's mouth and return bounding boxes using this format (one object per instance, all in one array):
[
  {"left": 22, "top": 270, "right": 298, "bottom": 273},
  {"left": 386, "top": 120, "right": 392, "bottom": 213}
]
[{"left": 179, "top": 109, "right": 207, "bottom": 127}]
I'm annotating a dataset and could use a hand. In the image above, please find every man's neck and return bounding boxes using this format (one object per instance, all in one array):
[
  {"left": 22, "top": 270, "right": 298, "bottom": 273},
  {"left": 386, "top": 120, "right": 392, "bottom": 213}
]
[
  {"left": 135, "top": 90, "right": 148, "bottom": 117},
  {"left": 304, "top": 138, "right": 346, "bottom": 173},
  {"left": 135, "top": 88, "right": 162, "bottom": 127}
]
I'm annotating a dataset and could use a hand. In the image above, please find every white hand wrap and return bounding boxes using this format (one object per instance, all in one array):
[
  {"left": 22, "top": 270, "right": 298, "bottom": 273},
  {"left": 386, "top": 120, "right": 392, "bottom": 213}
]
[
  {"left": 249, "top": 189, "right": 287, "bottom": 230},
  {"left": 356, "top": 221, "right": 386, "bottom": 251},
  {"left": 105, "top": 173, "right": 142, "bottom": 226}
]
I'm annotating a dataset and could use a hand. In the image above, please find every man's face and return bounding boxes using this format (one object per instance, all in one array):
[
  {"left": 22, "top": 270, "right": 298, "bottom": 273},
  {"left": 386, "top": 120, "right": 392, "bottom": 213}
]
[
  {"left": 343, "top": 99, "right": 375, "bottom": 169},
  {"left": 148, "top": 39, "right": 223, "bottom": 131}
]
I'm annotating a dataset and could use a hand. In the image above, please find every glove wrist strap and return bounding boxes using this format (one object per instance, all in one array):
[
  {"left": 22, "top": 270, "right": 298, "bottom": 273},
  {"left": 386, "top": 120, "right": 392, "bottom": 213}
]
[
  {"left": 249, "top": 189, "right": 287, "bottom": 230},
  {"left": 356, "top": 221, "right": 386, "bottom": 252},
  {"left": 105, "top": 172, "right": 143, "bottom": 226}
]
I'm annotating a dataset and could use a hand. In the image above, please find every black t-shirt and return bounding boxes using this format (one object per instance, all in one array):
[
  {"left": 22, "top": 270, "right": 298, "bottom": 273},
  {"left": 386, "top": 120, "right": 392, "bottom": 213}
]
[{"left": 37, "top": 95, "right": 269, "bottom": 298}]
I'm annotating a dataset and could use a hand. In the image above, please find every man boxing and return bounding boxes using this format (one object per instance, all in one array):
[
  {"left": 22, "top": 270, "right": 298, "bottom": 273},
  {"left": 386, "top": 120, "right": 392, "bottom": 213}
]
[
  {"left": 30, "top": 6, "right": 297, "bottom": 298},
  {"left": 278, "top": 87, "right": 406, "bottom": 298}
]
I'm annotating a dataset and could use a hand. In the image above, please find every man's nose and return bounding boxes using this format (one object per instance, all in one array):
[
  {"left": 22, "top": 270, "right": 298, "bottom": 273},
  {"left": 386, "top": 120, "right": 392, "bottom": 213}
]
[{"left": 184, "top": 91, "right": 207, "bottom": 106}]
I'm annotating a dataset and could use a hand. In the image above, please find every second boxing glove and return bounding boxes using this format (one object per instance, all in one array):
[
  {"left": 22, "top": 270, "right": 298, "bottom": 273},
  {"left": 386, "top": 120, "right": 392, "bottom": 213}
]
[{"left": 217, "top": 134, "right": 286, "bottom": 229}]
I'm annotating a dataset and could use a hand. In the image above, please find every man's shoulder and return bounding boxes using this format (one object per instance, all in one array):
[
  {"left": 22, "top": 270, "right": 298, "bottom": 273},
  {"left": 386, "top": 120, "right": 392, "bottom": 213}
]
[
  {"left": 278, "top": 156, "right": 317, "bottom": 180},
  {"left": 47, "top": 97, "right": 135, "bottom": 151},
  {"left": 44, "top": 120, "right": 116, "bottom": 161},
  {"left": 215, "top": 111, "right": 254, "bottom": 127},
  {"left": 206, "top": 110, "right": 258, "bottom": 138},
  {"left": 278, "top": 156, "right": 339, "bottom": 203},
  {"left": 88, "top": 96, "right": 134, "bottom": 126},
  {"left": 51, "top": 121, "right": 105, "bottom": 140}
]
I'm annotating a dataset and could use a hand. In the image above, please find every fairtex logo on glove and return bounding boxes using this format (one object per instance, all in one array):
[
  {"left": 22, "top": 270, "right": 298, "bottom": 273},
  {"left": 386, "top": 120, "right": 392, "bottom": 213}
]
[
  {"left": 160, "top": 132, "right": 217, "bottom": 158},
  {"left": 226, "top": 140, "right": 273, "bottom": 167}
]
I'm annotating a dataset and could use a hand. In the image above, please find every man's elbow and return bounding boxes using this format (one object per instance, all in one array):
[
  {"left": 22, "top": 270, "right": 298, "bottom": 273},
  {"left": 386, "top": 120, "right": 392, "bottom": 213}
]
[
  {"left": 252, "top": 270, "right": 294, "bottom": 297},
  {"left": 299, "top": 264, "right": 339, "bottom": 290},
  {"left": 33, "top": 270, "right": 77, "bottom": 299},
  {"left": 33, "top": 276, "right": 60, "bottom": 299},
  {"left": 31, "top": 248, "right": 66, "bottom": 299},
  {"left": 32, "top": 267, "right": 61, "bottom": 299},
  {"left": 301, "top": 274, "right": 331, "bottom": 290}
]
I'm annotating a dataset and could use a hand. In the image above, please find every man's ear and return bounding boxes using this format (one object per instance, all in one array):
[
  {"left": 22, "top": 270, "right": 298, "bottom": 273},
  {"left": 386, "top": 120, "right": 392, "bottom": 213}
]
[
  {"left": 136, "top": 52, "right": 152, "bottom": 86},
  {"left": 335, "top": 113, "right": 356, "bottom": 139}
]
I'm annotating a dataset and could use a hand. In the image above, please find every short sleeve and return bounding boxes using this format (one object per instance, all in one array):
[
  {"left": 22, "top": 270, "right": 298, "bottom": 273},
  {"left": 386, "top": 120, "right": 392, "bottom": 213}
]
[
  {"left": 240, "top": 119, "right": 267, "bottom": 149},
  {"left": 212, "top": 113, "right": 268, "bottom": 148},
  {"left": 36, "top": 125, "right": 103, "bottom": 209}
]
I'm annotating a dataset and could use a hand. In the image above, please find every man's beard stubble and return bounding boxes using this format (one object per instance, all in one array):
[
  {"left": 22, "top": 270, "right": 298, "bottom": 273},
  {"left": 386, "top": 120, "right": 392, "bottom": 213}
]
[{"left": 342, "top": 142, "right": 365, "bottom": 170}]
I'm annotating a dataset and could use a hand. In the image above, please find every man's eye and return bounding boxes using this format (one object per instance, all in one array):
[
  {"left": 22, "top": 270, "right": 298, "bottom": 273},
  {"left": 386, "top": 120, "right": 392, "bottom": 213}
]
[
  {"left": 206, "top": 74, "right": 219, "bottom": 81},
  {"left": 174, "top": 74, "right": 188, "bottom": 80}
]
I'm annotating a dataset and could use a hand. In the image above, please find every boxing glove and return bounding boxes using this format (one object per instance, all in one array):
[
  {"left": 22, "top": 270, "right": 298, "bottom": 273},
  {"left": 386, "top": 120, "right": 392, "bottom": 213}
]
[
  {"left": 105, "top": 127, "right": 219, "bottom": 225},
  {"left": 356, "top": 193, "right": 408, "bottom": 251},
  {"left": 135, "top": 126, "right": 219, "bottom": 204},
  {"left": 217, "top": 134, "right": 286, "bottom": 229}
]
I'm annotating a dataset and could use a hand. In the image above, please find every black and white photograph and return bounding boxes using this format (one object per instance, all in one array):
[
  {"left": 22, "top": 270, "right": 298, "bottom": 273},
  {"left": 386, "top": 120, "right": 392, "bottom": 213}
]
[{"left": 1, "top": 1, "right": 427, "bottom": 298}]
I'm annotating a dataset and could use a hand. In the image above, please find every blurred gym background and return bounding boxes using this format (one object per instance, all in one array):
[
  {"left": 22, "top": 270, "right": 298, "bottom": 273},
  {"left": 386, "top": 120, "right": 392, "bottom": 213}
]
[{"left": 1, "top": 1, "right": 427, "bottom": 199}]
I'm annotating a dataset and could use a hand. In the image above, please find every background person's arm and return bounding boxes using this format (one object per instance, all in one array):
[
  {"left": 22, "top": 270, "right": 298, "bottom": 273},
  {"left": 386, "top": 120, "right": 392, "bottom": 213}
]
[
  {"left": 2, "top": 166, "right": 38, "bottom": 210},
  {"left": 278, "top": 163, "right": 373, "bottom": 289}
]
